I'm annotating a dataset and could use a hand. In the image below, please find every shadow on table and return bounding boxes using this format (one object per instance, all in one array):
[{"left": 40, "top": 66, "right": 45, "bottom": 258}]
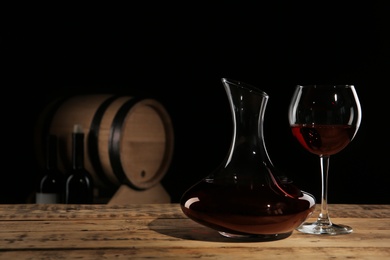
[{"left": 148, "top": 217, "right": 292, "bottom": 243}]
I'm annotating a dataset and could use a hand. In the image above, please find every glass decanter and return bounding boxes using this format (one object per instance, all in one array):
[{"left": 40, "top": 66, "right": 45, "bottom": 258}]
[{"left": 180, "top": 78, "right": 316, "bottom": 241}]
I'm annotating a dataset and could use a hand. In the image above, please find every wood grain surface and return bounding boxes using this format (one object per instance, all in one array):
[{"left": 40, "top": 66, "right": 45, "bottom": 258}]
[{"left": 0, "top": 204, "right": 389, "bottom": 259}]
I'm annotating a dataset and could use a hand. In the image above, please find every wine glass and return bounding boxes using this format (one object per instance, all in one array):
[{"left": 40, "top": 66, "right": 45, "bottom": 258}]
[{"left": 288, "top": 84, "right": 362, "bottom": 235}]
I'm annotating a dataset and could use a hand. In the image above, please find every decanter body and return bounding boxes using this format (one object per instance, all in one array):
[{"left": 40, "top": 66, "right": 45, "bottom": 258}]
[{"left": 180, "top": 78, "right": 315, "bottom": 240}]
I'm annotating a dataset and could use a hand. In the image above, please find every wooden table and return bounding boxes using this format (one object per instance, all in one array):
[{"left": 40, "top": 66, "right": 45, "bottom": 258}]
[{"left": 0, "top": 204, "right": 389, "bottom": 259}]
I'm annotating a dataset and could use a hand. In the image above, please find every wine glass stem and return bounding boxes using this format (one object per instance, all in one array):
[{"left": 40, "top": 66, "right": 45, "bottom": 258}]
[{"left": 318, "top": 155, "right": 332, "bottom": 226}]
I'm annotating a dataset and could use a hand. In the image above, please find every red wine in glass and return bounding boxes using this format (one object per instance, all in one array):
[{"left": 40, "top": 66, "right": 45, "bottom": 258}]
[
  {"left": 288, "top": 85, "right": 362, "bottom": 235},
  {"left": 291, "top": 125, "right": 357, "bottom": 156}
]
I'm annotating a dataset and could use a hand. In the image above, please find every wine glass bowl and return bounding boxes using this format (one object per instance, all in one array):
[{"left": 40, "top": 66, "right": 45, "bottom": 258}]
[{"left": 288, "top": 85, "right": 362, "bottom": 235}]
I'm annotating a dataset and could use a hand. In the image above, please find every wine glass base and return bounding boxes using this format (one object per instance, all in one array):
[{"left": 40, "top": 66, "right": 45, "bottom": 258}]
[
  {"left": 296, "top": 222, "right": 353, "bottom": 235},
  {"left": 218, "top": 231, "right": 292, "bottom": 241}
]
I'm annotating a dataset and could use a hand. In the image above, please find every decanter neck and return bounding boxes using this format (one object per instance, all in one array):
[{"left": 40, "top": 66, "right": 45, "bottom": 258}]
[{"left": 222, "top": 78, "right": 271, "bottom": 164}]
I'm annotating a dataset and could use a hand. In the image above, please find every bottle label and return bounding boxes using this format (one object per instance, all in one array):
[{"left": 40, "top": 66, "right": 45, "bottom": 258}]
[{"left": 36, "top": 193, "right": 60, "bottom": 204}]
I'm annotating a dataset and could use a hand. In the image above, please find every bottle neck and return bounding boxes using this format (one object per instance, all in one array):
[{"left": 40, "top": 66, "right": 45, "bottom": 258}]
[
  {"left": 46, "top": 135, "right": 58, "bottom": 171},
  {"left": 72, "top": 132, "right": 85, "bottom": 170}
]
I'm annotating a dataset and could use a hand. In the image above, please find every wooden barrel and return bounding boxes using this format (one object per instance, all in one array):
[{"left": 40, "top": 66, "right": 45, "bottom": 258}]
[{"left": 35, "top": 94, "right": 174, "bottom": 191}]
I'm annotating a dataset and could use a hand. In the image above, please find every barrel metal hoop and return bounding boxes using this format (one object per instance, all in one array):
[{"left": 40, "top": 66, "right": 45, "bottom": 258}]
[
  {"left": 88, "top": 95, "right": 120, "bottom": 190},
  {"left": 109, "top": 97, "right": 145, "bottom": 190}
]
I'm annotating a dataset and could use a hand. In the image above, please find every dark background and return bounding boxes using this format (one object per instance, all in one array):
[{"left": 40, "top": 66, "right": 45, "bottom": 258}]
[{"left": 2, "top": 2, "right": 389, "bottom": 204}]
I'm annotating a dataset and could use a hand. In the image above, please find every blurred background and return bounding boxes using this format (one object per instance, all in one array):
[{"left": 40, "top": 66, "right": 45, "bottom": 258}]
[{"left": 2, "top": 2, "right": 389, "bottom": 204}]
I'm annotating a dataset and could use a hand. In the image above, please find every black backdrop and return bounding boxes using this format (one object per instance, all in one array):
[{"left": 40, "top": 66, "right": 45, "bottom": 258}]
[{"left": 2, "top": 2, "right": 389, "bottom": 204}]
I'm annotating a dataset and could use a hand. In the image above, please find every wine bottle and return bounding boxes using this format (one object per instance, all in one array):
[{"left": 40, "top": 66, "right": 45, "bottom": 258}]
[
  {"left": 65, "top": 124, "right": 94, "bottom": 204},
  {"left": 36, "top": 134, "right": 65, "bottom": 204}
]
